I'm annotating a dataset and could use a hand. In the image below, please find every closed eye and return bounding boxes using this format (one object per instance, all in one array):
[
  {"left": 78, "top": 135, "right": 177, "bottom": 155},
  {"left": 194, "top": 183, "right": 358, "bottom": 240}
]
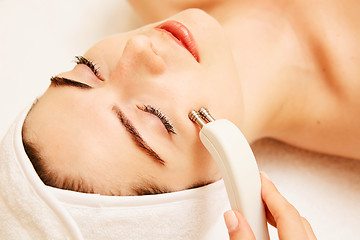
[
  {"left": 75, "top": 56, "right": 104, "bottom": 81},
  {"left": 50, "top": 56, "right": 105, "bottom": 89},
  {"left": 138, "top": 105, "right": 176, "bottom": 134}
]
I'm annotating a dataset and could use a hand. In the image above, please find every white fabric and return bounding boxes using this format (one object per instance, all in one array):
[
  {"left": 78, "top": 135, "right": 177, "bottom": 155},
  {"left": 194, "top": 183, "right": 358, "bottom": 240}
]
[
  {"left": 0, "top": 106, "right": 81, "bottom": 240},
  {"left": 0, "top": 106, "right": 231, "bottom": 240},
  {"left": 47, "top": 180, "right": 230, "bottom": 240}
]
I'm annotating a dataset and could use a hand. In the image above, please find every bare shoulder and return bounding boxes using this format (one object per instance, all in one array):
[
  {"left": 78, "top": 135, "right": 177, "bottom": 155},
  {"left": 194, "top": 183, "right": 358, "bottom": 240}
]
[
  {"left": 273, "top": 0, "right": 360, "bottom": 160},
  {"left": 308, "top": 0, "right": 360, "bottom": 97}
]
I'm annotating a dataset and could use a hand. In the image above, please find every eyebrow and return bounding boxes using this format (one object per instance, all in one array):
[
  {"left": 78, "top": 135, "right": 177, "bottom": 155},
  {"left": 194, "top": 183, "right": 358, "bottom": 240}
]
[
  {"left": 112, "top": 105, "right": 166, "bottom": 166},
  {"left": 131, "top": 181, "right": 170, "bottom": 195},
  {"left": 50, "top": 76, "right": 92, "bottom": 89}
]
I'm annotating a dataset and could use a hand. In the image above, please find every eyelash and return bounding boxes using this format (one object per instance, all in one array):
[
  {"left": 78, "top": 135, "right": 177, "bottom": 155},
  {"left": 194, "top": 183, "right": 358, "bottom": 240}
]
[
  {"left": 73, "top": 57, "right": 175, "bottom": 134},
  {"left": 141, "top": 105, "right": 176, "bottom": 134},
  {"left": 75, "top": 56, "right": 102, "bottom": 79}
]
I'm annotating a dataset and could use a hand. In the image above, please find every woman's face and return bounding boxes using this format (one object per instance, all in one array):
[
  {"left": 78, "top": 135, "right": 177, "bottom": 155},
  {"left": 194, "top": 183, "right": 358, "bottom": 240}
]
[{"left": 26, "top": 9, "right": 243, "bottom": 195}]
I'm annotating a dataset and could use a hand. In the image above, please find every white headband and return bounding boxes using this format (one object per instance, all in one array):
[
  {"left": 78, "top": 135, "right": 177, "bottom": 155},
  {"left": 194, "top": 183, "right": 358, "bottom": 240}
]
[{"left": 0, "top": 104, "right": 230, "bottom": 240}]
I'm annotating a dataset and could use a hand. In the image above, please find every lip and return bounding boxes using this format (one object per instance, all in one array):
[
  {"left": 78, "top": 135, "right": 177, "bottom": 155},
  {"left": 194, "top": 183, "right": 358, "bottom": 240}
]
[{"left": 155, "top": 20, "right": 200, "bottom": 62}]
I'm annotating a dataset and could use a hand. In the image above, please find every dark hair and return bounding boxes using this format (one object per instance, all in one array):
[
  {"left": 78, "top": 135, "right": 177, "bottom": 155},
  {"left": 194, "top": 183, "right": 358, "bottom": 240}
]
[
  {"left": 22, "top": 139, "right": 48, "bottom": 183},
  {"left": 22, "top": 136, "right": 174, "bottom": 195},
  {"left": 21, "top": 100, "right": 98, "bottom": 194},
  {"left": 21, "top": 102, "right": 64, "bottom": 190}
]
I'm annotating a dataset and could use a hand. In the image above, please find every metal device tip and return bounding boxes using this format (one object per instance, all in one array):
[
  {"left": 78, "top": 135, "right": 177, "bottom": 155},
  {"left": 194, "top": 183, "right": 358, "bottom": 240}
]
[
  {"left": 199, "top": 107, "right": 215, "bottom": 122},
  {"left": 188, "top": 110, "right": 206, "bottom": 128}
]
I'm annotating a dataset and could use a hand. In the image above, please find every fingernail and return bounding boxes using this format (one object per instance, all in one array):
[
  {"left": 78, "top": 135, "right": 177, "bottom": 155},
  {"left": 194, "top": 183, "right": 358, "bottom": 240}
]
[
  {"left": 224, "top": 210, "right": 239, "bottom": 233},
  {"left": 261, "top": 171, "right": 271, "bottom": 181}
]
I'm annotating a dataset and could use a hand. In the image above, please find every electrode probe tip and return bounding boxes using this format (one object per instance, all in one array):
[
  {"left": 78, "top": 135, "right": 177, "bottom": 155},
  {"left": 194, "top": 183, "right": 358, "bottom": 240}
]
[
  {"left": 188, "top": 110, "right": 206, "bottom": 128},
  {"left": 199, "top": 107, "right": 215, "bottom": 122}
]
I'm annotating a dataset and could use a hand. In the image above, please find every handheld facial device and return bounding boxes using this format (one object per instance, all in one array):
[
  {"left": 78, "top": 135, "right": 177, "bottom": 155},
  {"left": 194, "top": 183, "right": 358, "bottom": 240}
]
[{"left": 189, "top": 108, "right": 269, "bottom": 240}]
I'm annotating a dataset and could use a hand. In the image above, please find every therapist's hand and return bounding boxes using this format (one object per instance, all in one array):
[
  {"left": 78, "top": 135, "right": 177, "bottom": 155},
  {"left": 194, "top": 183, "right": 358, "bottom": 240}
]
[{"left": 223, "top": 172, "right": 316, "bottom": 240}]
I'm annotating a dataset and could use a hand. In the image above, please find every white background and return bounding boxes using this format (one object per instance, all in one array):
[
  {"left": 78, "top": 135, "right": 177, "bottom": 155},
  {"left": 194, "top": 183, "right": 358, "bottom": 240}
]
[{"left": 1, "top": 1, "right": 359, "bottom": 239}]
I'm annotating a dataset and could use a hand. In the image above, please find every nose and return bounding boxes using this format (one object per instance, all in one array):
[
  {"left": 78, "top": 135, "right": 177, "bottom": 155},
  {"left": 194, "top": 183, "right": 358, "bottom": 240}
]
[{"left": 115, "top": 35, "right": 166, "bottom": 76}]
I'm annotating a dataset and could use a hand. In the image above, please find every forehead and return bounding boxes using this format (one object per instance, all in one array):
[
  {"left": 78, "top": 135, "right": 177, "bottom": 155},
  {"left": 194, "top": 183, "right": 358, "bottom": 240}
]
[
  {"left": 25, "top": 85, "right": 216, "bottom": 195},
  {"left": 26, "top": 88, "right": 164, "bottom": 192}
]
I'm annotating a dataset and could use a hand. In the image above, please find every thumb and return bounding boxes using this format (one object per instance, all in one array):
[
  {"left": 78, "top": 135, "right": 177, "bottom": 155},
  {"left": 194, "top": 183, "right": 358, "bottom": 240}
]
[{"left": 224, "top": 210, "right": 256, "bottom": 240}]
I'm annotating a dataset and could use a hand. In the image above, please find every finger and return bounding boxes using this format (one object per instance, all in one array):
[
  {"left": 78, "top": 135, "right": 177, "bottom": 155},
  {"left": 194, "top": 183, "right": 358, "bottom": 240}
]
[
  {"left": 264, "top": 204, "right": 276, "bottom": 228},
  {"left": 224, "top": 210, "right": 256, "bottom": 240},
  {"left": 260, "top": 172, "right": 308, "bottom": 240},
  {"left": 301, "top": 217, "right": 317, "bottom": 240}
]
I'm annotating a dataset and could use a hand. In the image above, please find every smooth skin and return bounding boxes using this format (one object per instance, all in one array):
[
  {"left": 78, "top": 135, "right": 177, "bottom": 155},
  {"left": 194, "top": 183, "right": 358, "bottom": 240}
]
[
  {"left": 224, "top": 173, "right": 317, "bottom": 239},
  {"left": 128, "top": 0, "right": 360, "bottom": 160}
]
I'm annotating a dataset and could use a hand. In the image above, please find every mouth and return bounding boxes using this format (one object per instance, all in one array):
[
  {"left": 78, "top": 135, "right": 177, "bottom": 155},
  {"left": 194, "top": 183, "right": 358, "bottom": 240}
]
[{"left": 155, "top": 20, "right": 200, "bottom": 62}]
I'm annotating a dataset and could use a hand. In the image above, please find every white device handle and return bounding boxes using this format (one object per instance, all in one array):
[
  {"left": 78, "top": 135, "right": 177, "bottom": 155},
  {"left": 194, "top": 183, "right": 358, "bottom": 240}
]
[{"left": 199, "top": 119, "right": 269, "bottom": 240}]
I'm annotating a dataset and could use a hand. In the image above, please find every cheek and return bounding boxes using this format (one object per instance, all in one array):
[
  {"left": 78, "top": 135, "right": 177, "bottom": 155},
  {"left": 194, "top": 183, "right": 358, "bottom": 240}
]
[
  {"left": 170, "top": 128, "right": 221, "bottom": 184},
  {"left": 201, "top": 64, "right": 243, "bottom": 123}
]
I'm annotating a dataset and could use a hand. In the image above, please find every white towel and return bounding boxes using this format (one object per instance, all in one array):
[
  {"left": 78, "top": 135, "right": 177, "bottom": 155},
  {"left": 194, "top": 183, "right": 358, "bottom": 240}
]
[{"left": 0, "top": 106, "right": 231, "bottom": 240}]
